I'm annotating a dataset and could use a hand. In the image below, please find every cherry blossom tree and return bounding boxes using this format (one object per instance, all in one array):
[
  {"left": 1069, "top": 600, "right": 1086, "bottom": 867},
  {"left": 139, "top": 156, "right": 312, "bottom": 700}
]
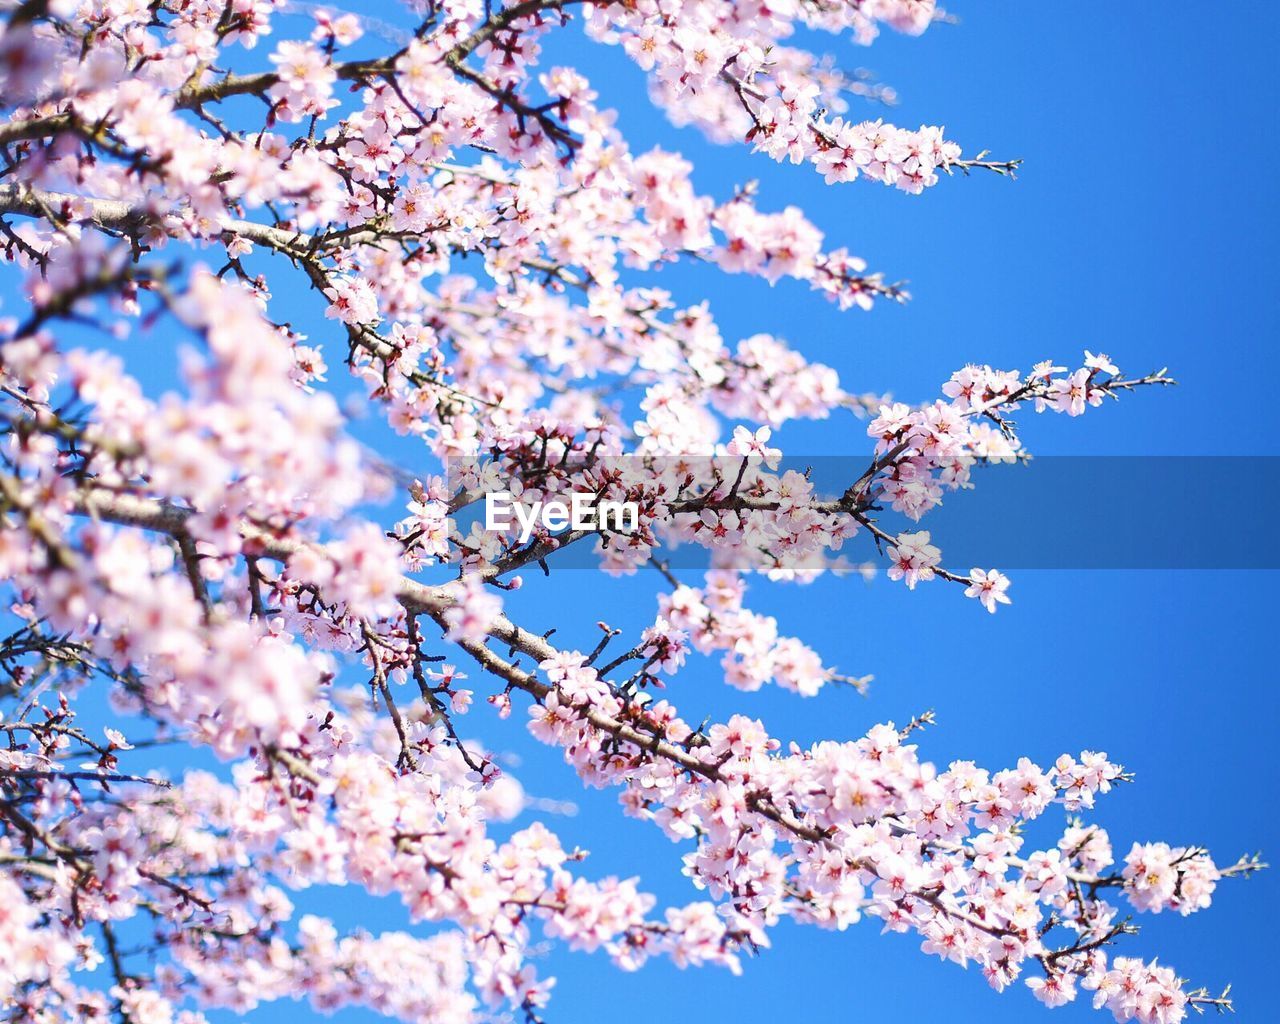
[{"left": 0, "top": 1, "right": 1259, "bottom": 1022}]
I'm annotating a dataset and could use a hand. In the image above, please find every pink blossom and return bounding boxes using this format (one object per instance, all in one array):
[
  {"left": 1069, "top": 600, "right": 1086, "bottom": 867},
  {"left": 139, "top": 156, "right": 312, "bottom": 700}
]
[{"left": 965, "top": 568, "right": 1012, "bottom": 613}]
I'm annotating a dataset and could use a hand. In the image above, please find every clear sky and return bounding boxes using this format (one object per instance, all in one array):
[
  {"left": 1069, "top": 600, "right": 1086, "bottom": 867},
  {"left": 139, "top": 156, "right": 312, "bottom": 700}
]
[
  {"left": 9, "top": 3, "right": 1279, "bottom": 1022},
  {"left": 483, "top": 6, "right": 1280, "bottom": 1022}
]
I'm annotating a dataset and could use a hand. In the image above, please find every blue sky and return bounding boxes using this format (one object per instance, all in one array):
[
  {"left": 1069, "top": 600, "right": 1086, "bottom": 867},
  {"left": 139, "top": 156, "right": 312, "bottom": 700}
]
[
  {"left": 490, "top": 7, "right": 1280, "bottom": 1022},
  {"left": 6, "top": 3, "right": 1279, "bottom": 1022}
]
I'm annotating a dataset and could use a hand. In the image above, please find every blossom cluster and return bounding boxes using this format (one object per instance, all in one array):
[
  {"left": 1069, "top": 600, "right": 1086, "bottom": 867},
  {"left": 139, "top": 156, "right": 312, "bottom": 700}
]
[
  {"left": 0, "top": 692, "right": 739, "bottom": 1021},
  {"left": 0, "top": 0, "right": 1242, "bottom": 1021},
  {"left": 431, "top": 351, "right": 1154, "bottom": 599},
  {"left": 657, "top": 570, "right": 848, "bottom": 695},
  {"left": 521, "top": 646, "right": 1229, "bottom": 1021},
  {"left": 585, "top": 0, "right": 971, "bottom": 193}
]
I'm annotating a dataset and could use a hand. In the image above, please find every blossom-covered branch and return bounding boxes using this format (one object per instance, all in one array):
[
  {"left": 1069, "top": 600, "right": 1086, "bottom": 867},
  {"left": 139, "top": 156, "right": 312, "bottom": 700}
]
[{"left": 0, "top": 0, "right": 1253, "bottom": 1022}]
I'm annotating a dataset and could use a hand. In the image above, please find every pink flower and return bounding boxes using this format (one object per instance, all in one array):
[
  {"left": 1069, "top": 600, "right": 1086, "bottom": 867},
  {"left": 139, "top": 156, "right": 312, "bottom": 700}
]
[
  {"left": 726, "top": 424, "right": 781, "bottom": 468},
  {"left": 324, "top": 277, "right": 380, "bottom": 325},
  {"left": 965, "top": 568, "right": 1011, "bottom": 613},
  {"left": 1028, "top": 972, "right": 1078, "bottom": 1008},
  {"left": 886, "top": 531, "right": 941, "bottom": 589},
  {"left": 1084, "top": 350, "right": 1120, "bottom": 376},
  {"left": 268, "top": 41, "right": 337, "bottom": 120},
  {"left": 442, "top": 574, "right": 502, "bottom": 643}
]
